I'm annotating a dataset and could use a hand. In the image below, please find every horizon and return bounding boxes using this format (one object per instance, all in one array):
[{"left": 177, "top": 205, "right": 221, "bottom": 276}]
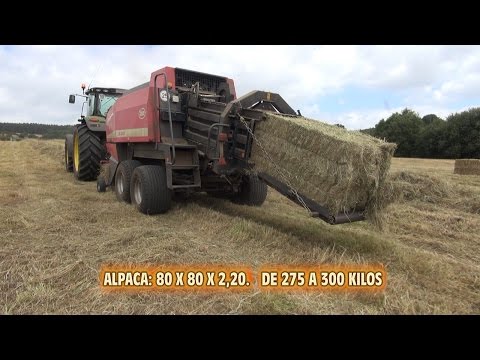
[{"left": 1, "top": 105, "right": 474, "bottom": 131}]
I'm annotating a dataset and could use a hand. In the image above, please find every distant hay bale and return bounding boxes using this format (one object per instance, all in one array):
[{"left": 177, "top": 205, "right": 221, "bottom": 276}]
[
  {"left": 250, "top": 113, "right": 397, "bottom": 224},
  {"left": 454, "top": 159, "right": 480, "bottom": 175}
]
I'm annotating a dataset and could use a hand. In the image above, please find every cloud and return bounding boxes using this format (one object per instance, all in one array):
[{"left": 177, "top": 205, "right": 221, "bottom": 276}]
[{"left": 0, "top": 45, "right": 479, "bottom": 130}]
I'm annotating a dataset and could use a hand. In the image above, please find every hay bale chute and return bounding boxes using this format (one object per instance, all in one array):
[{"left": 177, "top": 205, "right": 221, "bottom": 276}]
[
  {"left": 250, "top": 113, "right": 397, "bottom": 223},
  {"left": 454, "top": 159, "right": 480, "bottom": 175}
]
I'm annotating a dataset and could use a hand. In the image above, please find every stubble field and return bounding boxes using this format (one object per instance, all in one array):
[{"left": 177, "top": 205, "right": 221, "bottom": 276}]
[{"left": 0, "top": 139, "right": 479, "bottom": 314}]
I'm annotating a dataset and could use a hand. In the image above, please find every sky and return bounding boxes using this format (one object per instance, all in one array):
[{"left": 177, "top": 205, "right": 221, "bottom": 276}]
[{"left": 1, "top": 45, "right": 479, "bottom": 130}]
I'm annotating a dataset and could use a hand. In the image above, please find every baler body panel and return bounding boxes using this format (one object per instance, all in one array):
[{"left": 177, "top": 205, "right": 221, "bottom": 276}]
[
  {"left": 106, "top": 142, "right": 118, "bottom": 162},
  {"left": 106, "top": 67, "right": 175, "bottom": 144}
]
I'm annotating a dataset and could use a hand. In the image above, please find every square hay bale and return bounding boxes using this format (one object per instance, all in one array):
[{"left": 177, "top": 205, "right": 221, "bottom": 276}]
[
  {"left": 250, "top": 113, "right": 397, "bottom": 223},
  {"left": 454, "top": 159, "right": 480, "bottom": 175}
]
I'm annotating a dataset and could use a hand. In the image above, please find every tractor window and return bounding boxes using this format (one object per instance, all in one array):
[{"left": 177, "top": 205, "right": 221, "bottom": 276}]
[
  {"left": 98, "top": 94, "right": 120, "bottom": 117},
  {"left": 87, "top": 94, "right": 96, "bottom": 116}
]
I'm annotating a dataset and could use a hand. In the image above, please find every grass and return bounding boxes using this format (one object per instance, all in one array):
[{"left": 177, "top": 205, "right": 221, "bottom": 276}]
[{"left": 0, "top": 140, "right": 479, "bottom": 314}]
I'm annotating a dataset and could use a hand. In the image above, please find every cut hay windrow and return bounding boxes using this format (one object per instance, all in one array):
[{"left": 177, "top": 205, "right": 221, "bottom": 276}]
[
  {"left": 99, "top": 163, "right": 110, "bottom": 182},
  {"left": 454, "top": 159, "right": 480, "bottom": 175},
  {"left": 250, "top": 113, "right": 397, "bottom": 223}
]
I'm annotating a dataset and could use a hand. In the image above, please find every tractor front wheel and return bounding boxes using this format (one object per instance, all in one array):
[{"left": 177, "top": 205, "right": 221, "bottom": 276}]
[{"left": 64, "top": 134, "right": 73, "bottom": 172}]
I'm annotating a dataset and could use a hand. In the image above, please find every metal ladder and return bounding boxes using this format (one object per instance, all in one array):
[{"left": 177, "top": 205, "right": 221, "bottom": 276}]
[{"left": 165, "top": 144, "right": 201, "bottom": 190}]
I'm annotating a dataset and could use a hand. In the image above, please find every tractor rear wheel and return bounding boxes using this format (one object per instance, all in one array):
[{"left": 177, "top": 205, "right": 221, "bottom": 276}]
[
  {"left": 130, "top": 165, "right": 172, "bottom": 215},
  {"left": 64, "top": 134, "right": 73, "bottom": 172},
  {"left": 232, "top": 174, "right": 268, "bottom": 206},
  {"left": 115, "top": 160, "right": 142, "bottom": 203},
  {"left": 73, "top": 124, "right": 105, "bottom": 181}
]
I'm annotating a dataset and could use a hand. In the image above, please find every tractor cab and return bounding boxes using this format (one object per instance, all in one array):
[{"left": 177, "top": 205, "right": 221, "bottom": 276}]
[
  {"left": 83, "top": 87, "right": 126, "bottom": 118},
  {"left": 69, "top": 85, "right": 126, "bottom": 132}
]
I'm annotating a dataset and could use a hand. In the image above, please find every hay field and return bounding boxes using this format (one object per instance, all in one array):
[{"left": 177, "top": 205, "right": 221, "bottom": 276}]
[{"left": 0, "top": 140, "right": 479, "bottom": 314}]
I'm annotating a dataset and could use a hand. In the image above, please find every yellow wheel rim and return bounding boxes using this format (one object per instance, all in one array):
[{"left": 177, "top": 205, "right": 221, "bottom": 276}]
[{"left": 73, "top": 131, "right": 80, "bottom": 173}]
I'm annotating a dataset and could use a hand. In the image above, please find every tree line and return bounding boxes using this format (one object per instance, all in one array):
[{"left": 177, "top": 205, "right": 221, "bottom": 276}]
[
  {"left": 1, "top": 107, "right": 479, "bottom": 159},
  {"left": 362, "top": 107, "right": 480, "bottom": 159},
  {"left": 0, "top": 123, "right": 73, "bottom": 140}
]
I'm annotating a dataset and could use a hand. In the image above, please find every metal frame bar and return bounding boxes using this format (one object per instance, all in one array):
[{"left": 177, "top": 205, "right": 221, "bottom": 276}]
[
  {"left": 206, "top": 123, "right": 230, "bottom": 159},
  {"left": 154, "top": 72, "right": 176, "bottom": 165},
  {"left": 258, "top": 173, "right": 366, "bottom": 225}
]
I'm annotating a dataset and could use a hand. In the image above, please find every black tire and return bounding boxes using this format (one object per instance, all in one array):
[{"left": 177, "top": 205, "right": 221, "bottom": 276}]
[
  {"left": 115, "top": 160, "right": 142, "bottom": 203},
  {"left": 73, "top": 124, "right": 105, "bottom": 181},
  {"left": 232, "top": 174, "right": 268, "bottom": 206},
  {"left": 65, "top": 134, "right": 73, "bottom": 172},
  {"left": 97, "top": 177, "right": 107, "bottom": 193},
  {"left": 130, "top": 165, "right": 172, "bottom": 215}
]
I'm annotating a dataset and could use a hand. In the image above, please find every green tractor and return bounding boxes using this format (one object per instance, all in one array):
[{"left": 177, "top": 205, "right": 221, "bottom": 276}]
[{"left": 65, "top": 84, "right": 126, "bottom": 181}]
